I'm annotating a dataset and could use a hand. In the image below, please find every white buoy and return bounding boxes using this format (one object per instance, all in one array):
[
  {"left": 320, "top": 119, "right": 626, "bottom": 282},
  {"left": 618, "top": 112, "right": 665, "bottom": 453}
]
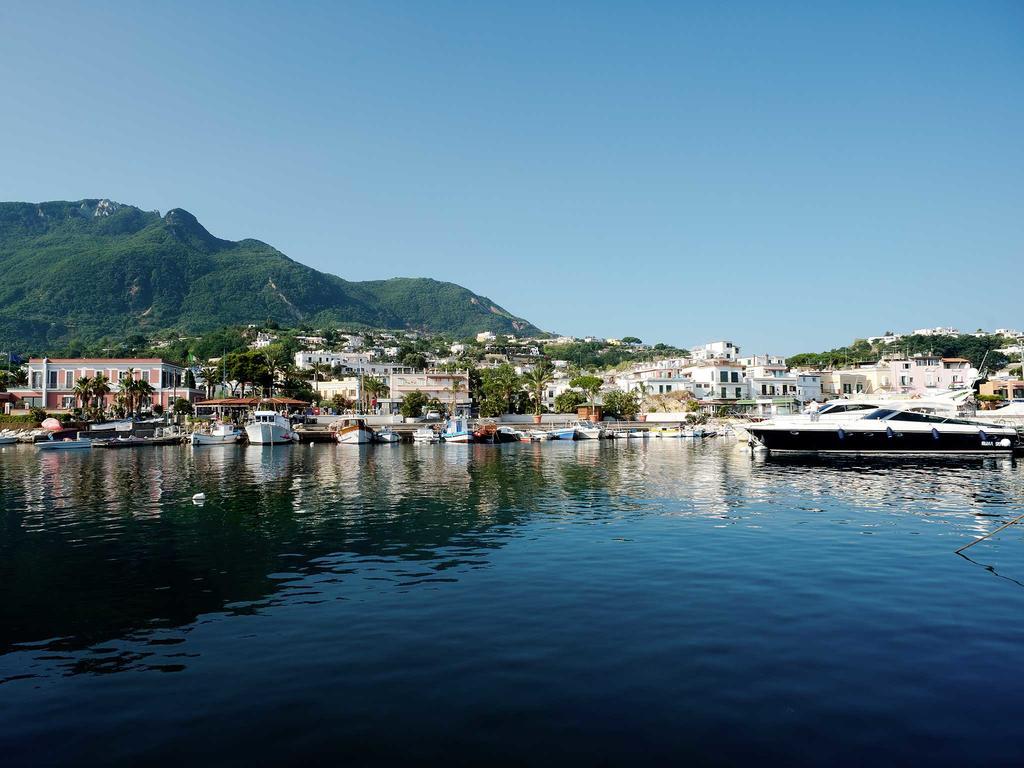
[{"left": 192, "top": 493, "right": 206, "bottom": 504}]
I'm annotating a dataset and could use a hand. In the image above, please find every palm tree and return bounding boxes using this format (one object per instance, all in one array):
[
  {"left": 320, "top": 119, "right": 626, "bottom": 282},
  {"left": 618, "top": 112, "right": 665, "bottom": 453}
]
[
  {"left": 73, "top": 377, "right": 93, "bottom": 410},
  {"left": 119, "top": 370, "right": 137, "bottom": 415},
  {"left": 90, "top": 374, "right": 111, "bottom": 415},
  {"left": 199, "top": 366, "right": 221, "bottom": 399},
  {"left": 362, "top": 375, "right": 389, "bottom": 412},
  {"left": 133, "top": 378, "right": 155, "bottom": 414},
  {"left": 522, "top": 362, "right": 554, "bottom": 417},
  {"left": 310, "top": 363, "right": 333, "bottom": 395}
]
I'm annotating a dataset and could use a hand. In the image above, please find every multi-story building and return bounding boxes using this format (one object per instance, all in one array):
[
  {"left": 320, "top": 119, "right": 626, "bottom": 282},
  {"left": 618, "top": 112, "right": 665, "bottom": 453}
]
[
  {"left": 294, "top": 351, "right": 414, "bottom": 376},
  {"left": 381, "top": 371, "right": 472, "bottom": 416},
  {"left": 476, "top": 331, "right": 497, "bottom": 343},
  {"left": 9, "top": 358, "right": 201, "bottom": 410},
  {"left": 819, "top": 355, "right": 977, "bottom": 397}
]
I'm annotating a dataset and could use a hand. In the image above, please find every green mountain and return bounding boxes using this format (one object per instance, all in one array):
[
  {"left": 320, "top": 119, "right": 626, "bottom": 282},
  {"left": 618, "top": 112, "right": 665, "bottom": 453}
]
[{"left": 0, "top": 199, "right": 540, "bottom": 349}]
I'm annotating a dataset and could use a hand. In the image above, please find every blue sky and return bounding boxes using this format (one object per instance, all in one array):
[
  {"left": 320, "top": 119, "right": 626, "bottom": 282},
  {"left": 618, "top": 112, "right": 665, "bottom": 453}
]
[{"left": 1, "top": 1, "right": 1021, "bottom": 353}]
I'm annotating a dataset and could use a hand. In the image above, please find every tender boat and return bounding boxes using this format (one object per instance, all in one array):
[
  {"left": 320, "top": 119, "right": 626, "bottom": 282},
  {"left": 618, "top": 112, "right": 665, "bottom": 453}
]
[
  {"left": 748, "top": 406, "right": 1022, "bottom": 455},
  {"left": 548, "top": 425, "right": 578, "bottom": 440},
  {"left": 0, "top": 433, "right": 18, "bottom": 446},
  {"left": 374, "top": 428, "right": 401, "bottom": 444},
  {"left": 335, "top": 418, "right": 374, "bottom": 445},
  {"left": 413, "top": 427, "right": 439, "bottom": 443},
  {"left": 36, "top": 430, "right": 92, "bottom": 450},
  {"left": 245, "top": 410, "right": 298, "bottom": 445},
  {"left": 441, "top": 416, "right": 473, "bottom": 443},
  {"left": 191, "top": 423, "right": 242, "bottom": 446}
]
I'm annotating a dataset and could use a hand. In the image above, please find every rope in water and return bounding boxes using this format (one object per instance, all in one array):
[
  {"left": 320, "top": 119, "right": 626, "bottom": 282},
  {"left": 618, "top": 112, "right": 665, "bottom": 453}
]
[{"left": 955, "top": 511, "right": 1024, "bottom": 554}]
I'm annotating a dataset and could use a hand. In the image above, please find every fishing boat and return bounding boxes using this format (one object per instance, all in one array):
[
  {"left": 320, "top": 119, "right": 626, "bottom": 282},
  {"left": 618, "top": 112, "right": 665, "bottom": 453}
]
[
  {"left": 245, "top": 410, "right": 298, "bottom": 445},
  {"left": 36, "top": 430, "right": 91, "bottom": 450},
  {"left": 334, "top": 418, "right": 374, "bottom": 444},
  {"left": 441, "top": 416, "right": 473, "bottom": 443},
  {"left": 413, "top": 426, "right": 439, "bottom": 443},
  {"left": 191, "top": 423, "right": 242, "bottom": 446},
  {"left": 374, "top": 428, "right": 401, "bottom": 444},
  {"left": 748, "top": 405, "right": 1022, "bottom": 455},
  {"left": 575, "top": 422, "right": 603, "bottom": 440}
]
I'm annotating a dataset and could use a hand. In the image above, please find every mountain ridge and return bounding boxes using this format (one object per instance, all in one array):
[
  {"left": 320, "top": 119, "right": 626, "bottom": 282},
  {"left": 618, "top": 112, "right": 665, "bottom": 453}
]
[{"left": 0, "top": 199, "right": 540, "bottom": 349}]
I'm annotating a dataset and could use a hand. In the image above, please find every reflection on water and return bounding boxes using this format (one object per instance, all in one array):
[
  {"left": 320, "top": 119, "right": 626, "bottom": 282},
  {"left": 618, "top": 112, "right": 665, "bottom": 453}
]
[{"left": 1, "top": 441, "right": 1023, "bottom": 765}]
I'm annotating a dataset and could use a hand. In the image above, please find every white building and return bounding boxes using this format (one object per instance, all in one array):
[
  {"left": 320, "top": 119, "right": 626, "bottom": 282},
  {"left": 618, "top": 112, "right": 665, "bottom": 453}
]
[
  {"left": 251, "top": 332, "right": 278, "bottom": 349},
  {"left": 294, "top": 351, "right": 414, "bottom": 376},
  {"left": 476, "top": 331, "right": 497, "bottom": 343},
  {"left": 382, "top": 371, "right": 472, "bottom": 416},
  {"left": 911, "top": 327, "right": 959, "bottom": 337},
  {"left": 690, "top": 341, "right": 740, "bottom": 362}
]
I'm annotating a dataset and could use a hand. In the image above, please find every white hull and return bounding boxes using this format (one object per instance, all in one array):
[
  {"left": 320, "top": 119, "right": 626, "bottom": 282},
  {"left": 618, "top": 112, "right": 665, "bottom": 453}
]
[
  {"left": 37, "top": 440, "right": 91, "bottom": 450},
  {"left": 245, "top": 422, "right": 294, "bottom": 445},
  {"left": 0, "top": 437, "right": 18, "bottom": 445},
  {"left": 576, "top": 427, "right": 603, "bottom": 439},
  {"left": 337, "top": 427, "right": 374, "bottom": 444},
  {"left": 442, "top": 432, "right": 472, "bottom": 443},
  {"left": 191, "top": 432, "right": 241, "bottom": 446}
]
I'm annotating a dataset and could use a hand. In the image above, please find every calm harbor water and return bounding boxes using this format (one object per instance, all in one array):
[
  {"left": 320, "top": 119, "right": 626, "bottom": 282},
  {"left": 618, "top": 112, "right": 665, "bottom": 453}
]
[{"left": 2, "top": 439, "right": 1024, "bottom": 765}]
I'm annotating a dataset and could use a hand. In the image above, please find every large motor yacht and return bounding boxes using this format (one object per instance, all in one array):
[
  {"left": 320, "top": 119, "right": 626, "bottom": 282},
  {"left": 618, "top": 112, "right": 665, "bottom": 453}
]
[{"left": 748, "top": 405, "right": 1020, "bottom": 455}]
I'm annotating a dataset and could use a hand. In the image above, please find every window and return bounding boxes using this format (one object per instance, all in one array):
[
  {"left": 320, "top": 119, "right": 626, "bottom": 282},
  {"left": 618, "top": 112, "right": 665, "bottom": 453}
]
[
  {"left": 842, "top": 383, "right": 852, "bottom": 394},
  {"left": 855, "top": 384, "right": 863, "bottom": 393},
  {"left": 719, "top": 371, "right": 728, "bottom": 383},
  {"left": 47, "top": 370, "right": 57, "bottom": 389},
  {"left": 731, "top": 372, "right": 739, "bottom": 383},
  {"left": 64, "top": 371, "right": 74, "bottom": 388},
  {"left": 720, "top": 387, "right": 726, "bottom": 398},
  {"left": 61, "top": 395, "right": 75, "bottom": 408},
  {"left": 735, "top": 387, "right": 742, "bottom": 398},
  {"left": 31, "top": 371, "right": 42, "bottom": 388}
]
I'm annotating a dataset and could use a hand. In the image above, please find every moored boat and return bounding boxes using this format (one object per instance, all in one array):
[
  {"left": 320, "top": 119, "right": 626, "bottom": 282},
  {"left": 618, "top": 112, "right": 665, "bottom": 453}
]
[
  {"left": 413, "top": 426, "right": 439, "bottom": 443},
  {"left": 191, "top": 423, "right": 242, "bottom": 446},
  {"left": 335, "top": 418, "right": 374, "bottom": 445},
  {"left": 36, "top": 430, "right": 91, "bottom": 450},
  {"left": 548, "top": 425, "right": 577, "bottom": 440},
  {"left": 748, "top": 406, "right": 1021, "bottom": 455},
  {"left": 374, "top": 428, "right": 401, "bottom": 444},
  {"left": 245, "top": 410, "right": 298, "bottom": 445},
  {"left": 441, "top": 416, "right": 473, "bottom": 443}
]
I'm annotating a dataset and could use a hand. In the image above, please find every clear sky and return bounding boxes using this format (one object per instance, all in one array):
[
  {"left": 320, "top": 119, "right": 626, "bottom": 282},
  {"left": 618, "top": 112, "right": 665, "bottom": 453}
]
[{"left": 2, "top": 1, "right": 1021, "bottom": 353}]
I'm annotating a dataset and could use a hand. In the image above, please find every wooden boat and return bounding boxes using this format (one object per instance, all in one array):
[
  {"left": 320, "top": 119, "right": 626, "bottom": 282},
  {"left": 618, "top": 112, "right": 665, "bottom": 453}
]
[{"left": 335, "top": 418, "right": 374, "bottom": 444}]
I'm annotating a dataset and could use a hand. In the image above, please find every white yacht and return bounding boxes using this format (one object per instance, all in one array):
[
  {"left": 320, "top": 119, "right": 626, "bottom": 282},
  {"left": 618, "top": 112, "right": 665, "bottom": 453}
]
[
  {"left": 245, "top": 410, "right": 298, "bottom": 445},
  {"left": 749, "top": 405, "right": 1020, "bottom": 455}
]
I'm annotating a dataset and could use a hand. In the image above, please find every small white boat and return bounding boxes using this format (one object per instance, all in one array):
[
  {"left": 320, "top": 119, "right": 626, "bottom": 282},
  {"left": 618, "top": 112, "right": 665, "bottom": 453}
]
[
  {"left": 374, "top": 428, "right": 401, "bottom": 444},
  {"left": 651, "top": 426, "right": 686, "bottom": 438},
  {"left": 0, "top": 436, "right": 19, "bottom": 445},
  {"left": 36, "top": 431, "right": 92, "bottom": 450},
  {"left": 335, "top": 418, "right": 374, "bottom": 444},
  {"left": 413, "top": 427, "right": 439, "bottom": 443},
  {"left": 441, "top": 416, "right": 473, "bottom": 443},
  {"left": 575, "top": 422, "right": 604, "bottom": 440},
  {"left": 245, "top": 410, "right": 298, "bottom": 445},
  {"left": 191, "top": 423, "right": 242, "bottom": 446}
]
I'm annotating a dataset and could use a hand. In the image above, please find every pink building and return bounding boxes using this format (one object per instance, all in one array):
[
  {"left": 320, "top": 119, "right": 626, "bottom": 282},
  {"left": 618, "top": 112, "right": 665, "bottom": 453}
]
[{"left": 10, "top": 358, "right": 201, "bottom": 410}]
